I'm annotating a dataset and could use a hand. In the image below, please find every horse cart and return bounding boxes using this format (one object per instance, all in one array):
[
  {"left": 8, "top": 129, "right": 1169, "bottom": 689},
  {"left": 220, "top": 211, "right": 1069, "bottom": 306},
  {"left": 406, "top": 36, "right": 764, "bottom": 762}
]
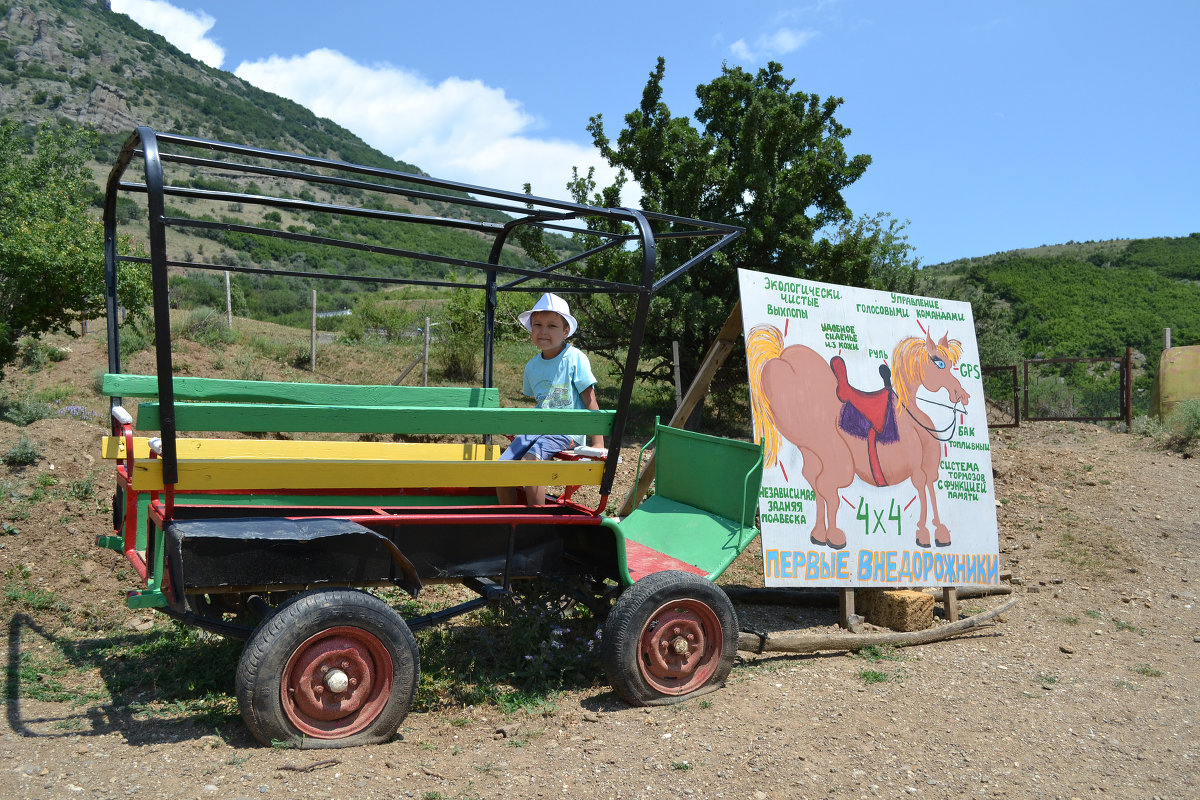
[{"left": 99, "top": 127, "right": 764, "bottom": 748}]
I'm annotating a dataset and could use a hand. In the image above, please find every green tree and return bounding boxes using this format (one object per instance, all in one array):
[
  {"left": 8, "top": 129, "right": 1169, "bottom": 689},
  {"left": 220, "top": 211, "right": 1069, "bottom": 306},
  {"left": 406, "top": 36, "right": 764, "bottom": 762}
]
[
  {"left": 577, "top": 59, "right": 908, "bottom": 424},
  {"left": 817, "top": 211, "right": 922, "bottom": 295},
  {"left": 0, "top": 121, "right": 149, "bottom": 377}
]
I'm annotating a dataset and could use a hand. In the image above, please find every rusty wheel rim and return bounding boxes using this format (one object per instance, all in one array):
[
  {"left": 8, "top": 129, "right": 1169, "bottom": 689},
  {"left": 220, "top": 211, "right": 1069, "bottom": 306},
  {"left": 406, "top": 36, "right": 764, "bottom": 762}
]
[
  {"left": 637, "top": 598, "right": 722, "bottom": 696},
  {"left": 281, "top": 626, "right": 393, "bottom": 739}
]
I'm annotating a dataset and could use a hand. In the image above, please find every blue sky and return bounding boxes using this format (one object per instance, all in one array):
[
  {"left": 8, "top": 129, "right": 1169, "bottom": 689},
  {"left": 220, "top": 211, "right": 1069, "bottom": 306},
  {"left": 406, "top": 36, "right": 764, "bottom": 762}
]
[{"left": 110, "top": 0, "right": 1199, "bottom": 266}]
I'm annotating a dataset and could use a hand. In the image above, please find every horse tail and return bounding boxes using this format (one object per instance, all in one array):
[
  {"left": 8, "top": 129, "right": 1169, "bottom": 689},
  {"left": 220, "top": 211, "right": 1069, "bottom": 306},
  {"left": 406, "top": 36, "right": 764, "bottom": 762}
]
[{"left": 746, "top": 323, "right": 784, "bottom": 469}]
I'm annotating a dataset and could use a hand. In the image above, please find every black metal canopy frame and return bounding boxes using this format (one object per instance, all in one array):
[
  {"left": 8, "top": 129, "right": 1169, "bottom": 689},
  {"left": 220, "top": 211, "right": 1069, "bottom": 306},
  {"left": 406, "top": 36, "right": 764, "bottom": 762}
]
[{"left": 102, "top": 126, "right": 743, "bottom": 494}]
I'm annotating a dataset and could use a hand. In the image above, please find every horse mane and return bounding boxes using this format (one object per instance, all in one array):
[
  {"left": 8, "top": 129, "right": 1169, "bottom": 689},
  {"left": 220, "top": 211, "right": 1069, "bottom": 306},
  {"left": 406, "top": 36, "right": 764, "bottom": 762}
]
[
  {"left": 891, "top": 334, "right": 964, "bottom": 412},
  {"left": 746, "top": 324, "right": 784, "bottom": 468}
]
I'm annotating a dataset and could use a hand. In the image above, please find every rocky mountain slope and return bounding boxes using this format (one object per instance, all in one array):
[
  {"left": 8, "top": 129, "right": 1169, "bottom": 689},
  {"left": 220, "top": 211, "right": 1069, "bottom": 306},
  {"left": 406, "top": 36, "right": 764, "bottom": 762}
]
[{"left": 0, "top": 0, "right": 419, "bottom": 171}]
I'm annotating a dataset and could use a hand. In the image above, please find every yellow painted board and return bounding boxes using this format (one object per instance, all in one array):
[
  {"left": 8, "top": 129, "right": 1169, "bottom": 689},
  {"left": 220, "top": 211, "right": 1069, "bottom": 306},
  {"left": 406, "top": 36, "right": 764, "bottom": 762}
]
[
  {"left": 103, "top": 437, "right": 501, "bottom": 462},
  {"left": 102, "top": 436, "right": 152, "bottom": 460},
  {"left": 125, "top": 458, "right": 602, "bottom": 491}
]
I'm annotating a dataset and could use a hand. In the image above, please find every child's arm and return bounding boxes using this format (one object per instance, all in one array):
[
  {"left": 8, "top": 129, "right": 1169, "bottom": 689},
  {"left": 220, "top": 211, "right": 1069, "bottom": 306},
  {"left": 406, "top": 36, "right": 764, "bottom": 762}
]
[{"left": 580, "top": 384, "right": 603, "bottom": 449}]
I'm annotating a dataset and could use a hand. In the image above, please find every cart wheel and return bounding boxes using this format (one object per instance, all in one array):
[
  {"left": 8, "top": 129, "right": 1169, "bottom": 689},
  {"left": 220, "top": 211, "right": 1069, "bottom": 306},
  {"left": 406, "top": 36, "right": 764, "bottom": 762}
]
[
  {"left": 600, "top": 570, "right": 738, "bottom": 706},
  {"left": 235, "top": 588, "right": 419, "bottom": 748}
]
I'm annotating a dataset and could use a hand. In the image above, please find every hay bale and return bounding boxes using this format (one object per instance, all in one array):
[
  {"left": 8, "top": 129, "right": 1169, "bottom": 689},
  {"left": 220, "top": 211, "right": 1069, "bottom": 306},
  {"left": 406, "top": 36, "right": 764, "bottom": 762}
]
[{"left": 856, "top": 588, "right": 934, "bottom": 631}]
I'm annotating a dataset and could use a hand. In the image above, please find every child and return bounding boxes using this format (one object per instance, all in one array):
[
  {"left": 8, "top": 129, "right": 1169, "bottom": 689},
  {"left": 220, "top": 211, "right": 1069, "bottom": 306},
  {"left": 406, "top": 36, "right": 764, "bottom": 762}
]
[{"left": 497, "top": 293, "right": 604, "bottom": 506}]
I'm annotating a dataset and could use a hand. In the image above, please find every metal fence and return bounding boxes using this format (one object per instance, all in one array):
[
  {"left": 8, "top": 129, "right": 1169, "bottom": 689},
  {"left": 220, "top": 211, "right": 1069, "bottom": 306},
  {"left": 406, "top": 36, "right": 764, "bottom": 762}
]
[
  {"left": 981, "top": 349, "right": 1134, "bottom": 429},
  {"left": 1022, "top": 349, "right": 1133, "bottom": 427}
]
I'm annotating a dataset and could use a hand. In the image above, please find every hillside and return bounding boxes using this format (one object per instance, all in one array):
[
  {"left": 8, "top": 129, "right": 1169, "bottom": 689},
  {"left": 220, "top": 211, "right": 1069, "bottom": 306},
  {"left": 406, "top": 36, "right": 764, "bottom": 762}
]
[
  {"left": 0, "top": 0, "right": 426, "bottom": 173},
  {"left": 921, "top": 234, "right": 1200, "bottom": 416},
  {"left": 931, "top": 235, "right": 1200, "bottom": 356},
  {"left": 0, "top": 0, "right": 602, "bottom": 336}
]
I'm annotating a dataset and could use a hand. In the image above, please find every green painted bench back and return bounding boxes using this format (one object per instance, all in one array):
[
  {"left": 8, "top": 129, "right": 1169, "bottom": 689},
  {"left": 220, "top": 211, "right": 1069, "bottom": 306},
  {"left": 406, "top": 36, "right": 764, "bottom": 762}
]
[
  {"left": 651, "top": 423, "right": 764, "bottom": 529},
  {"left": 103, "top": 374, "right": 613, "bottom": 437},
  {"left": 102, "top": 374, "right": 499, "bottom": 408}
]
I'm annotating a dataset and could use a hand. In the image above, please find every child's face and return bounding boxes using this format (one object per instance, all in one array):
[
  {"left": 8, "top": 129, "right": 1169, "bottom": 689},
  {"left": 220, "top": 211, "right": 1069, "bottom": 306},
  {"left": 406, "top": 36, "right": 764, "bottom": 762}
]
[{"left": 529, "top": 310, "right": 569, "bottom": 357}]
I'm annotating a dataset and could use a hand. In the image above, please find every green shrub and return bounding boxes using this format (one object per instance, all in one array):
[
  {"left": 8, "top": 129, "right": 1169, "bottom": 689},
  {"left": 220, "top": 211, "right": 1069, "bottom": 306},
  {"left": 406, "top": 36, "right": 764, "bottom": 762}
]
[
  {"left": 0, "top": 396, "right": 54, "bottom": 426},
  {"left": 14, "top": 338, "right": 71, "bottom": 368},
  {"left": 435, "top": 327, "right": 479, "bottom": 382},
  {"left": 1130, "top": 415, "right": 1163, "bottom": 438},
  {"left": 1157, "top": 398, "right": 1200, "bottom": 454},
  {"left": 173, "top": 307, "right": 235, "bottom": 347},
  {"left": 16, "top": 337, "right": 47, "bottom": 371},
  {"left": 3, "top": 436, "right": 41, "bottom": 467},
  {"left": 118, "top": 322, "right": 155, "bottom": 358},
  {"left": 68, "top": 477, "right": 96, "bottom": 500}
]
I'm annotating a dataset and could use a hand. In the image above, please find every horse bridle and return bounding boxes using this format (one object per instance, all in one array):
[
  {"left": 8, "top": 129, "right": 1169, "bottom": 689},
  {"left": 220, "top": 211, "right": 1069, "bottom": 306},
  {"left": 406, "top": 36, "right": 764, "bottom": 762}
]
[{"left": 903, "top": 393, "right": 966, "bottom": 442}]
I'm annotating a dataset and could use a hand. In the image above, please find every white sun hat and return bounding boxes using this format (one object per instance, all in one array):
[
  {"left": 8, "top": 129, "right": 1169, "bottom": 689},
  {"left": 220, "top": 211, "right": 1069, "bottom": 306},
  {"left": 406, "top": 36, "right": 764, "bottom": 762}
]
[{"left": 518, "top": 292, "right": 578, "bottom": 337}]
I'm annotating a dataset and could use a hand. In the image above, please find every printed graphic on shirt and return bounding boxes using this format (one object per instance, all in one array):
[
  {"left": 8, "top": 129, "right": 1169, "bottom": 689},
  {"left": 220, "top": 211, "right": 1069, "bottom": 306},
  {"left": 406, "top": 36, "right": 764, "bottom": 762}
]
[{"left": 538, "top": 385, "right": 574, "bottom": 409}]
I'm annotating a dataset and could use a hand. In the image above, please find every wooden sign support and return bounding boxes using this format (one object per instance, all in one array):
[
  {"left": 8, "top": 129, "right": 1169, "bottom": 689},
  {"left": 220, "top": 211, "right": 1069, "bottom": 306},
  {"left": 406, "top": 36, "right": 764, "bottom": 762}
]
[
  {"left": 839, "top": 588, "right": 856, "bottom": 630},
  {"left": 942, "top": 586, "right": 959, "bottom": 622}
]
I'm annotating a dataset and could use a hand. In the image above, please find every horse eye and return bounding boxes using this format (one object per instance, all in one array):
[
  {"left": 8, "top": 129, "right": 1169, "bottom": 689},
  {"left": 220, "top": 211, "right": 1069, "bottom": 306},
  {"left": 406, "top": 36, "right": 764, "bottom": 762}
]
[{"left": 929, "top": 356, "right": 946, "bottom": 369}]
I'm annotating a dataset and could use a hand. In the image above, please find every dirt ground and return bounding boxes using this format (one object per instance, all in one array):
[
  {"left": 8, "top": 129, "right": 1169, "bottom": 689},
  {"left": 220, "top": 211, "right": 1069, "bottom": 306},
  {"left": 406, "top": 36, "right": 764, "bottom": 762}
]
[{"left": 1, "top": 336, "right": 1198, "bottom": 800}]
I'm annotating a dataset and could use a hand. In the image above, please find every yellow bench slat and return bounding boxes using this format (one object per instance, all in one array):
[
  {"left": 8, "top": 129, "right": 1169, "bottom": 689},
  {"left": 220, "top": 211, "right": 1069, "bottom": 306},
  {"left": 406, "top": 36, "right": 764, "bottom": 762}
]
[
  {"left": 123, "top": 458, "right": 602, "bottom": 491},
  {"left": 103, "top": 436, "right": 501, "bottom": 462}
]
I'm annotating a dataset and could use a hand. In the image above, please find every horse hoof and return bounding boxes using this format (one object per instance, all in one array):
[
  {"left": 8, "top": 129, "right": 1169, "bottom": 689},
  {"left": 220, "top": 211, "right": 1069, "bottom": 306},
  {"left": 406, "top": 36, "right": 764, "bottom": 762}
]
[
  {"left": 915, "top": 532, "right": 931, "bottom": 548},
  {"left": 826, "top": 530, "right": 847, "bottom": 549},
  {"left": 935, "top": 537, "right": 952, "bottom": 548}
]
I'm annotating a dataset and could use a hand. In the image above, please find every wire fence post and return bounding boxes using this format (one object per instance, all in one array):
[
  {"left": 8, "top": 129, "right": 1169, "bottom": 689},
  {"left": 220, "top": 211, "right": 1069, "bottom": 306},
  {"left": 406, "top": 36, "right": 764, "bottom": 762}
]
[
  {"left": 423, "top": 316, "right": 431, "bottom": 387},
  {"left": 1125, "top": 347, "right": 1134, "bottom": 430},
  {"left": 672, "top": 340, "right": 682, "bottom": 410},
  {"left": 310, "top": 290, "right": 317, "bottom": 372}
]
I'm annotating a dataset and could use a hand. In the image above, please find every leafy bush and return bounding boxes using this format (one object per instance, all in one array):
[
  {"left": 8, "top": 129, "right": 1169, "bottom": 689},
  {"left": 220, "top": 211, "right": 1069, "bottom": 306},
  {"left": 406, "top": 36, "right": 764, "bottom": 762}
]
[
  {"left": 117, "top": 322, "right": 155, "bottom": 358},
  {"left": 16, "top": 337, "right": 48, "bottom": 371},
  {"left": 435, "top": 326, "right": 479, "bottom": 382},
  {"left": 1157, "top": 398, "right": 1200, "bottom": 454},
  {"left": 2, "top": 436, "right": 41, "bottom": 467},
  {"left": 172, "top": 307, "right": 235, "bottom": 347},
  {"left": 1129, "top": 414, "right": 1163, "bottom": 439},
  {"left": 0, "top": 395, "right": 54, "bottom": 426},
  {"left": 412, "top": 580, "right": 603, "bottom": 712},
  {"left": 492, "top": 583, "right": 603, "bottom": 689},
  {"left": 432, "top": 288, "right": 531, "bottom": 382}
]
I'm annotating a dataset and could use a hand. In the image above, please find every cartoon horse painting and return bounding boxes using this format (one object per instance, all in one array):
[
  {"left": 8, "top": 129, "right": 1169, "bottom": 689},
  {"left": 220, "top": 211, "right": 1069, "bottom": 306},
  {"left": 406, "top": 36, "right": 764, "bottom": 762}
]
[{"left": 747, "top": 324, "right": 970, "bottom": 550}]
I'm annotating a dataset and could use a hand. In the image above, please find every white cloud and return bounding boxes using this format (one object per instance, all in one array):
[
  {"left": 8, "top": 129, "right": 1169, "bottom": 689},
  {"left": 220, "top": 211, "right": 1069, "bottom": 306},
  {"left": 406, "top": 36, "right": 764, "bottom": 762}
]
[
  {"left": 109, "top": 0, "right": 225, "bottom": 69},
  {"left": 234, "top": 49, "right": 629, "bottom": 202},
  {"left": 729, "top": 27, "right": 818, "bottom": 63}
]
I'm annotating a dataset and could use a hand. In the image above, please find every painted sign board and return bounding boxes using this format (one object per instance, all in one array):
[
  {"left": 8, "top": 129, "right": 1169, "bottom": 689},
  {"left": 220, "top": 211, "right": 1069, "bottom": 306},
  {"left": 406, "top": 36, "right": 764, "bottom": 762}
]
[{"left": 738, "top": 268, "right": 1000, "bottom": 588}]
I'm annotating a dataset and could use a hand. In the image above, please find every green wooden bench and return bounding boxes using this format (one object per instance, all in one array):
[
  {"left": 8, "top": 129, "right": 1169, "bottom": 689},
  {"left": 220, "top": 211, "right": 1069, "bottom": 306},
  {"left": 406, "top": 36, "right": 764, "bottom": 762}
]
[
  {"left": 603, "top": 421, "right": 764, "bottom": 585},
  {"left": 102, "top": 374, "right": 500, "bottom": 408},
  {"left": 102, "top": 373, "right": 612, "bottom": 486}
]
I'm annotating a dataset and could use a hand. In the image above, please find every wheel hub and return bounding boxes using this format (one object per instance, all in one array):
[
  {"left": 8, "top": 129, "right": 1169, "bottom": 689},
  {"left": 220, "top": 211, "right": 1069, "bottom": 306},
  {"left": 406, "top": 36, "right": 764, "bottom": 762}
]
[
  {"left": 281, "top": 626, "right": 393, "bottom": 736},
  {"left": 323, "top": 667, "right": 350, "bottom": 694},
  {"left": 638, "top": 600, "right": 722, "bottom": 695}
]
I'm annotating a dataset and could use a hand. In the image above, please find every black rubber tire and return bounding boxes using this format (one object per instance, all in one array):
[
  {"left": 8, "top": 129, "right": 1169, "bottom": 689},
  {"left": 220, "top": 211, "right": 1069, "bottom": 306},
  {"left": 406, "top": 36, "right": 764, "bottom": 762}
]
[
  {"left": 235, "top": 588, "right": 419, "bottom": 748},
  {"left": 600, "top": 570, "right": 738, "bottom": 706}
]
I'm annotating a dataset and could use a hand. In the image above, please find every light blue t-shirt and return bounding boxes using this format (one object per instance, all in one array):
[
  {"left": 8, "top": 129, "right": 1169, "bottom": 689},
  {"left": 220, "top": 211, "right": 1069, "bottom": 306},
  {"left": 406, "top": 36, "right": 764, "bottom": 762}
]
[{"left": 523, "top": 344, "right": 598, "bottom": 445}]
